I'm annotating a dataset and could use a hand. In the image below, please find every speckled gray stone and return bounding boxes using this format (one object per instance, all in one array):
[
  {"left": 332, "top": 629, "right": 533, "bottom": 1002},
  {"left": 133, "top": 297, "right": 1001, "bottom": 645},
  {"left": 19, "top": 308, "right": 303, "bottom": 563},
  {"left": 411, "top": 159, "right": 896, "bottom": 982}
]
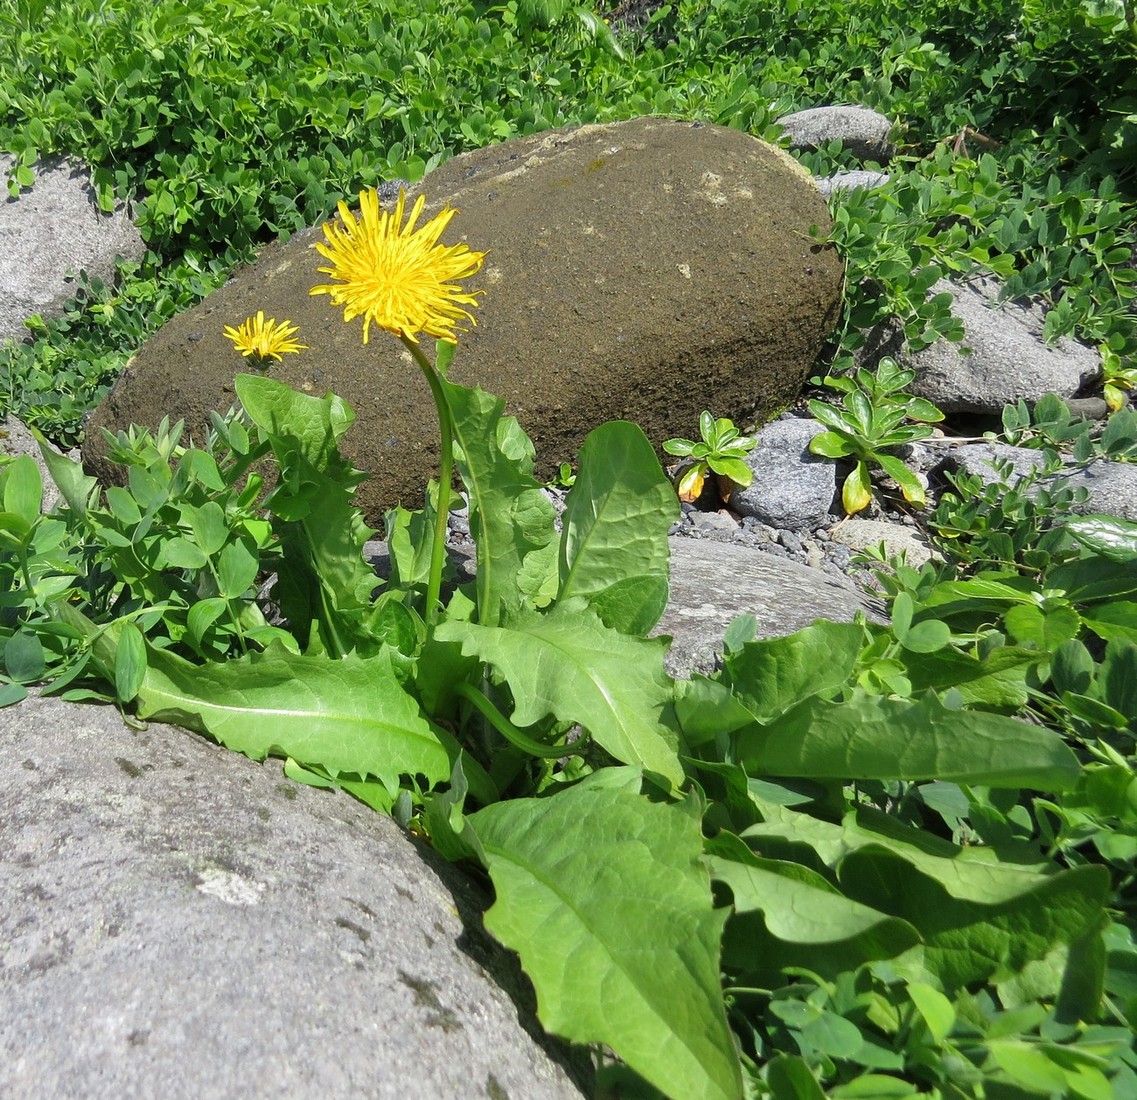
[
  {"left": 1, "top": 693, "right": 589, "bottom": 1100},
  {"left": 827, "top": 518, "right": 938, "bottom": 569},
  {"left": 0, "top": 155, "right": 144, "bottom": 344},
  {"left": 906, "top": 278, "right": 1101, "bottom": 414},
  {"left": 656, "top": 536, "right": 886, "bottom": 677},
  {"left": 777, "top": 106, "right": 896, "bottom": 163},
  {"left": 729, "top": 417, "right": 836, "bottom": 530}
]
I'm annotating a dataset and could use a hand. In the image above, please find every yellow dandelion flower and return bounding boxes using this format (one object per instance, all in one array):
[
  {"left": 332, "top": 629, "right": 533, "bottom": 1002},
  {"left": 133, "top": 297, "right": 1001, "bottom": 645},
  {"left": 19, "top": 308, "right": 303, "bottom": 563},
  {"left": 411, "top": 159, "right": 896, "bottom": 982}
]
[
  {"left": 223, "top": 311, "right": 307, "bottom": 362},
  {"left": 309, "top": 187, "right": 486, "bottom": 344}
]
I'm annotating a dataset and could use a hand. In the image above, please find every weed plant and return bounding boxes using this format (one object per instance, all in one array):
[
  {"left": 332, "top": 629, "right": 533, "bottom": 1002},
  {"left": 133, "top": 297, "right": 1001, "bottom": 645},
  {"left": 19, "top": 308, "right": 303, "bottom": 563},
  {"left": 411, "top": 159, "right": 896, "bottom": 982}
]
[{"left": 2, "top": 0, "right": 1137, "bottom": 1096}]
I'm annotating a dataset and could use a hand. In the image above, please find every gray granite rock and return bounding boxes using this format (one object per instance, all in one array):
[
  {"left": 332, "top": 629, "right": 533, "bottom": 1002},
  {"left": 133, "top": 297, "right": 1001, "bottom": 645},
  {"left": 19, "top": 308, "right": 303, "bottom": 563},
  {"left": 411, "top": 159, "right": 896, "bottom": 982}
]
[
  {"left": 0, "top": 693, "right": 589, "bottom": 1100},
  {"left": 656, "top": 536, "right": 886, "bottom": 677},
  {"left": 940, "top": 441, "right": 1058, "bottom": 484},
  {"left": 0, "top": 155, "right": 144, "bottom": 344},
  {"left": 815, "top": 170, "right": 890, "bottom": 198},
  {"left": 84, "top": 117, "right": 843, "bottom": 523},
  {"left": 827, "top": 518, "right": 938, "bottom": 569},
  {"left": 1060, "top": 458, "right": 1137, "bottom": 521},
  {"left": 729, "top": 417, "right": 836, "bottom": 530},
  {"left": 906, "top": 278, "right": 1101, "bottom": 414},
  {"left": 777, "top": 106, "right": 896, "bottom": 163}
]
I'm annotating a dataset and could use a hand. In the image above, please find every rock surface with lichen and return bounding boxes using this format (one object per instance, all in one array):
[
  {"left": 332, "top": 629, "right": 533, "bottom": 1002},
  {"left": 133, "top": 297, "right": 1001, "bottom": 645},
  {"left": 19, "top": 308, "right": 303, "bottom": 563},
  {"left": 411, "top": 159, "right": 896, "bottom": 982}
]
[{"left": 84, "top": 117, "right": 843, "bottom": 521}]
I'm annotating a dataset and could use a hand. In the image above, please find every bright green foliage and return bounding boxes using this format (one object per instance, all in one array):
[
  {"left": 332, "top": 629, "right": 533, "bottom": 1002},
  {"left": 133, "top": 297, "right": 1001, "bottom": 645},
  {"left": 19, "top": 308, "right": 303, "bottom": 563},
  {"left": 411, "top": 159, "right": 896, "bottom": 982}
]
[
  {"left": 438, "top": 601, "right": 683, "bottom": 786},
  {"left": 466, "top": 780, "right": 740, "bottom": 1100},
  {"left": 808, "top": 357, "right": 944, "bottom": 513},
  {"left": 824, "top": 150, "right": 1137, "bottom": 372},
  {"left": 3, "top": 365, "right": 1133, "bottom": 1096},
  {"left": 1000, "top": 392, "right": 1137, "bottom": 464},
  {"left": 1099, "top": 343, "right": 1137, "bottom": 412},
  {"left": 708, "top": 830, "right": 923, "bottom": 973},
  {"left": 558, "top": 419, "right": 677, "bottom": 632},
  {"left": 0, "top": 261, "right": 223, "bottom": 445},
  {"left": 743, "top": 799, "right": 1110, "bottom": 989},
  {"left": 739, "top": 690, "right": 1081, "bottom": 790},
  {"left": 663, "top": 410, "right": 757, "bottom": 504},
  {"left": 127, "top": 634, "right": 453, "bottom": 799},
  {"left": 441, "top": 379, "right": 557, "bottom": 627},
  {"left": 235, "top": 374, "right": 383, "bottom": 655},
  {"left": 3, "top": 0, "right": 1137, "bottom": 1092}
]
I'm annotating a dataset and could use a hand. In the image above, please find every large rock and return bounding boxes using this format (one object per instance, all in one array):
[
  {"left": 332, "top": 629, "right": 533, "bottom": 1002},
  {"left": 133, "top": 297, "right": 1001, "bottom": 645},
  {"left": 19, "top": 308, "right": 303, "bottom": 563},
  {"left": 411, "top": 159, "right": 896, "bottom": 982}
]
[
  {"left": 777, "top": 106, "right": 896, "bottom": 164},
  {"left": 941, "top": 443, "right": 1137, "bottom": 521},
  {"left": 0, "top": 154, "right": 144, "bottom": 344},
  {"left": 728, "top": 416, "right": 836, "bottom": 530},
  {"left": 1, "top": 692, "right": 589, "bottom": 1099},
  {"left": 656, "top": 537, "right": 886, "bottom": 677},
  {"left": 84, "top": 117, "right": 843, "bottom": 522},
  {"left": 906, "top": 277, "right": 1101, "bottom": 415}
]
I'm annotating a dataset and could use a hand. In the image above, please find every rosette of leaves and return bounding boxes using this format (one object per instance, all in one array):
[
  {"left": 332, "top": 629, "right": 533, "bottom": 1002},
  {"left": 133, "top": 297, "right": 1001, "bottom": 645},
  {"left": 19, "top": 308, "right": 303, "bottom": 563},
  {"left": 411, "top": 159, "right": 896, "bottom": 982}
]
[
  {"left": 808, "top": 357, "right": 945, "bottom": 514},
  {"left": 662, "top": 411, "right": 757, "bottom": 504}
]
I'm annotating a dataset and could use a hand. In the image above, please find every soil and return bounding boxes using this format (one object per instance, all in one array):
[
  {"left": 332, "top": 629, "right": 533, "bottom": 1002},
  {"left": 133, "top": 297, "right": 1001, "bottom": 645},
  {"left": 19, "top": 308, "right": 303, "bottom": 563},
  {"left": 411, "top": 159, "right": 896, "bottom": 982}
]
[{"left": 603, "top": 0, "right": 669, "bottom": 35}]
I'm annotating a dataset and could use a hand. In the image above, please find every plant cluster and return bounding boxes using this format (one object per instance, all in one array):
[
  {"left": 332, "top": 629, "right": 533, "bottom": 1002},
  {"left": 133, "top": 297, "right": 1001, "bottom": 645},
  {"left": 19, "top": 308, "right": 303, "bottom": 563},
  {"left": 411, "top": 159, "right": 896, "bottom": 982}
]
[
  {"left": 2, "top": 0, "right": 1137, "bottom": 1093},
  {"left": 999, "top": 392, "right": 1137, "bottom": 465},
  {"left": 3, "top": 0, "right": 1136, "bottom": 446},
  {"left": 663, "top": 410, "right": 757, "bottom": 504},
  {"left": 808, "top": 357, "right": 944, "bottom": 514},
  {"left": 5, "top": 186, "right": 1137, "bottom": 1096},
  {"left": 822, "top": 148, "right": 1137, "bottom": 379}
]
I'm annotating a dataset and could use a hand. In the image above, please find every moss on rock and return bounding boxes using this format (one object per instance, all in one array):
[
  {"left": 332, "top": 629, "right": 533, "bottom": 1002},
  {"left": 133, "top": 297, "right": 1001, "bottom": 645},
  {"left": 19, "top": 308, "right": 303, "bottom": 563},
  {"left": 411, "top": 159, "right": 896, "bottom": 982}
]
[{"left": 85, "top": 117, "right": 843, "bottom": 522}]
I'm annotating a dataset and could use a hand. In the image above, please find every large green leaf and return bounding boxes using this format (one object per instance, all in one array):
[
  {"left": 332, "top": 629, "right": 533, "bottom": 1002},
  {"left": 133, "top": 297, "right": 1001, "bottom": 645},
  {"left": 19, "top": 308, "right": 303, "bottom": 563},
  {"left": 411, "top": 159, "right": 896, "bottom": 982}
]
[
  {"left": 1048, "top": 556, "right": 1137, "bottom": 604},
  {"left": 1098, "top": 639, "right": 1137, "bottom": 724},
  {"left": 440, "top": 379, "right": 556, "bottom": 626},
  {"left": 707, "top": 831, "right": 921, "bottom": 976},
  {"left": 900, "top": 645, "right": 1035, "bottom": 707},
  {"left": 838, "top": 847, "right": 1110, "bottom": 990},
  {"left": 558, "top": 420, "right": 677, "bottom": 634},
  {"left": 1, "top": 454, "right": 43, "bottom": 524},
  {"left": 466, "top": 783, "right": 741, "bottom": 1100},
  {"left": 435, "top": 600, "right": 683, "bottom": 787},
  {"left": 236, "top": 373, "right": 355, "bottom": 463},
  {"left": 35, "top": 427, "right": 98, "bottom": 516},
  {"left": 133, "top": 642, "right": 452, "bottom": 795},
  {"left": 1066, "top": 514, "right": 1137, "bottom": 563},
  {"left": 738, "top": 691, "right": 1081, "bottom": 790},
  {"left": 1081, "top": 600, "right": 1137, "bottom": 645},
  {"left": 722, "top": 620, "right": 864, "bottom": 722},
  {"left": 743, "top": 801, "right": 1110, "bottom": 988}
]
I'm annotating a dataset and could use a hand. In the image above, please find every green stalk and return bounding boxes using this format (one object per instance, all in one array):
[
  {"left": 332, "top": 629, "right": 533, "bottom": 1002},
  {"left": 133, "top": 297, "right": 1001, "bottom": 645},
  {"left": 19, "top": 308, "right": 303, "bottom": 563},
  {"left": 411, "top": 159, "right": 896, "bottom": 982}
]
[
  {"left": 453, "top": 681, "right": 584, "bottom": 760},
  {"left": 401, "top": 334, "right": 453, "bottom": 625}
]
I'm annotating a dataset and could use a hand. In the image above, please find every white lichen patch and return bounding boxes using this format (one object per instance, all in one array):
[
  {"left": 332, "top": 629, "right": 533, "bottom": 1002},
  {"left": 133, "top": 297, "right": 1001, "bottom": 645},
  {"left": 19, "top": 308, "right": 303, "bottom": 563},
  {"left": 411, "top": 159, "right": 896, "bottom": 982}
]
[{"left": 195, "top": 868, "right": 266, "bottom": 907}]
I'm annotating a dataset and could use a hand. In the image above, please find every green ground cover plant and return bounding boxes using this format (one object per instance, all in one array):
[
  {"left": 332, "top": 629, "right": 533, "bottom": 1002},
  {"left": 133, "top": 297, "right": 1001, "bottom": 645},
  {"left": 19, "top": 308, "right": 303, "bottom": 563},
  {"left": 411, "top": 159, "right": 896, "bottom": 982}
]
[
  {"left": 807, "top": 357, "right": 944, "bottom": 514},
  {"left": 3, "top": 0, "right": 1136, "bottom": 439},
  {"left": 663, "top": 411, "right": 758, "bottom": 503},
  {"left": 2, "top": 0, "right": 1137, "bottom": 1095}
]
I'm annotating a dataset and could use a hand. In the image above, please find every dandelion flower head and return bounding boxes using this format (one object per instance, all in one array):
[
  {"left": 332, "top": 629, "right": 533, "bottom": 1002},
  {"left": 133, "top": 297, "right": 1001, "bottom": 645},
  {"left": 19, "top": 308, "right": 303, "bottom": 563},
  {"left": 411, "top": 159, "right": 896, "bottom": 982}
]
[
  {"left": 223, "top": 312, "right": 306, "bottom": 362},
  {"left": 310, "top": 188, "right": 486, "bottom": 344}
]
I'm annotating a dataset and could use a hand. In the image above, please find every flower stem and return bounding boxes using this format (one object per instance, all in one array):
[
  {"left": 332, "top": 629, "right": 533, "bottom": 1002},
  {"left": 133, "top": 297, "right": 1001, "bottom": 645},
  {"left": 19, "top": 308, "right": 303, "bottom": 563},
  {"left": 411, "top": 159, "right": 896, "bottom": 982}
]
[
  {"left": 453, "top": 681, "right": 583, "bottom": 760},
  {"left": 401, "top": 335, "right": 453, "bottom": 625}
]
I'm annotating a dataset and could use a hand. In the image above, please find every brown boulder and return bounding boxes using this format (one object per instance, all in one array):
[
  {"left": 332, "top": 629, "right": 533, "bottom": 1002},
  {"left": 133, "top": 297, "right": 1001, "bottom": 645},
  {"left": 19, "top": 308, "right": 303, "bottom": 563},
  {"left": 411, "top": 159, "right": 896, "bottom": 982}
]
[{"left": 85, "top": 117, "right": 842, "bottom": 522}]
